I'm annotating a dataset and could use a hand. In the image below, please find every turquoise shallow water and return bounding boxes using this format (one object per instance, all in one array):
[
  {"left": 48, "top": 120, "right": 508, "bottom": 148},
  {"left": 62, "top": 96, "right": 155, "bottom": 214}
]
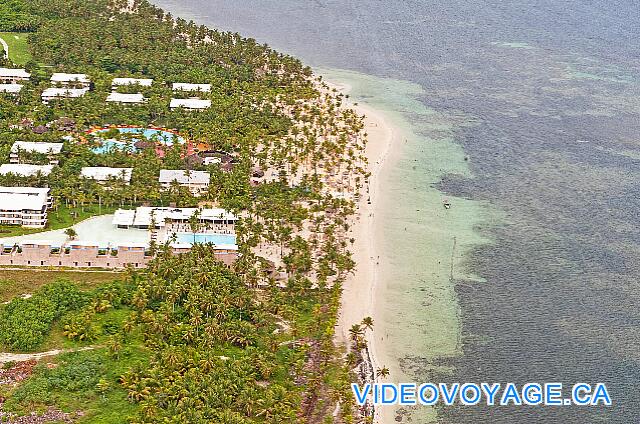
[
  {"left": 175, "top": 233, "right": 236, "bottom": 246},
  {"left": 317, "top": 68, "right": 491, "bottom": 422},
  {"left": 91, "top": 127, "right": 185, "bottom": 153},
  {"left": 153, "top": 1, "right": 640, "bottom": 422}
]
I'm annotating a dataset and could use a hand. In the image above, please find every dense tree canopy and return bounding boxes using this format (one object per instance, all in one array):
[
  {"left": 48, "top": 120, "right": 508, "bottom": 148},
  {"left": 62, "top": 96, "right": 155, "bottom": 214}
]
[
  {"left": 0, "top": 0, "right": 368, "bottom": 422},
  {"left": 0, "top": 1, "right": 41, "bottom": 31}
]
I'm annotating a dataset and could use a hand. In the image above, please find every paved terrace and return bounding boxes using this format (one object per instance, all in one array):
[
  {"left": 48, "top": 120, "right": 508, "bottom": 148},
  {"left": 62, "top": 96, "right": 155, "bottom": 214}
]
[{"left": 0, "top": 215, "right": 148, "bottom": 248}]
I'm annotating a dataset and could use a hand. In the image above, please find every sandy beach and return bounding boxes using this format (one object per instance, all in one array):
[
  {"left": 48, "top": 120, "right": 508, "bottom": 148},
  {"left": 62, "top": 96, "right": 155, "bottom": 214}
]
[{"left": 329, "top": 78, "right": 404, "bottom": 424}]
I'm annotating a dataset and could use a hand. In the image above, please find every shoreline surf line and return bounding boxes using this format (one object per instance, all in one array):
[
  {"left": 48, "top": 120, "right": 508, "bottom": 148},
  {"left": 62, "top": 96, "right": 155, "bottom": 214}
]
[{"left": 326, "top": 76, "right": 404, "bottom": 424}]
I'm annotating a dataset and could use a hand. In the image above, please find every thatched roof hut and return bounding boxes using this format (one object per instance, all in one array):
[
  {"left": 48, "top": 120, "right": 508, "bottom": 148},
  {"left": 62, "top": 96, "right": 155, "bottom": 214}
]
[
  {"left": 185, "top": 154, "right": 204, "bottom": 167},
  {"left": 56, "top": 117, "right": 76, "bottom": 131},
  {"left": 32, "top": 125, "right": 48, "bottom": 134},
  {"left": 134, "top": 140, "right": 155, "bottom": 150},
  {"left": 221, "top": 162, "right": 235, "bottom": 173},
  {"left": 222, "top": 154, "right": 236, "bottom": 164}
]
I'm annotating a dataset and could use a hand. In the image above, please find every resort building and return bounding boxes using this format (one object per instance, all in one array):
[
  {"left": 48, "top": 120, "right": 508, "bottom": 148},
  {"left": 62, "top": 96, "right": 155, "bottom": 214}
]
[
  {"left": 0, "top": 163, "right": 54, "bottom": 177},
  {"left": 110, "top": 206, "right": 238, "bottom": 267},
  {"left": 172, "top": 83, "right": 211, "bottom": 93},
  {"left": 0, "top": 84, "right": 23, "bottom": 95},
  {"left": 41, "top": 87, "right": 90, "bottom": 103},
  {"left": 111, "top": 77, "right": 153, "bottom": 88},
  {"left": 0, "top": 187, "right": 51, "bottom": 228},
  {"left": 0, "top": 68, "right": 30, "bottom": 84},
  {"left": 50, "top": 73, "right": 91, "bottom": 88},
  {"left": 113, "top": 206, "right": 236, "bottom": 230},
  {"left": 159, "top": 169, "right": 210, "bottom": 195},
  {"left": 106, "top": 92, "right": 147, "bottom": 104},
  {"left": 170, "top": 98, "right": 212, "bottom": 111},
  {"left": 10, "top": 141, "right": 64, "bottom": 165},
  {"left": 0, "top": 239, "right": 237, "bottom": 269},
  {"left": 81, "top": 167, "right": 133, "bottom": 184},
  {"left": 0, "top": 206, "right": 238, "bottom": 269},
  {"left": 0, "top": 240, "right": 149, "bottom": 269}
]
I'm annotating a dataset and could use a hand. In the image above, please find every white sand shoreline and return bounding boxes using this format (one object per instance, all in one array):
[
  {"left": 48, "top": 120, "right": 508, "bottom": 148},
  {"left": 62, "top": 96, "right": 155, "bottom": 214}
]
[{"left": 327, "top": 78, "right": 405, "bottom": 424}]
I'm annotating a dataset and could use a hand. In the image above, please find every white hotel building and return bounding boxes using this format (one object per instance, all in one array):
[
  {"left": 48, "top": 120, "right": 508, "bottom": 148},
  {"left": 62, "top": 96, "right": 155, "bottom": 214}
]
[
  {"left": 106, "top": 92, "right": 147, "bottom": 105},
  {"left": 0, "top": 163, "right": 54, "bottom": 177},
  {"left": 113, "top": 207, "right": 237, "bottom": 229},
  {"left": 41, "top": 87, "right": 90, "bottom": 103},
  {"left": 0, "top": 187, "right": 52, "bottom": 228},
  {"left": 170, "top": 98, "right": 211, "bottom": 111},
  {"left": 159, "top": 169, "right": 210, "bottom": 195},
  {"left": 50, "top": 73, "right": 91, "bottom": 88},
  {"left": 0, "top": 84, "right": 23, "bottom": 95},
  {"left": 0, "top": 68, "right": 30, "bottom": 84},
  {"left": 81, "top": 167, "right": 133, "bottom": 184},
  {"left": 10, "top": 141, "right": 64, "bottom": 165}
]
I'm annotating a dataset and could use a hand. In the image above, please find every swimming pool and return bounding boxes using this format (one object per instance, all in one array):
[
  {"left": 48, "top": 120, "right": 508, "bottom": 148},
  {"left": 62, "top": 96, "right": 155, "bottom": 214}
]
[
  {"left": 176, "top": 233, "right": 237, "bottom": 246},
  {"left": 90, "top": 127, "right": 186, "bottom": 154},
  {"left": 92, "top": 140, "right": 137, "bottom": 154}
]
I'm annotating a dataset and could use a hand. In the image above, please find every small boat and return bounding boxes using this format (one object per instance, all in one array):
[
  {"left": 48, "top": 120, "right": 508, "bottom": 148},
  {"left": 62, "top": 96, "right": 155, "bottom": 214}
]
[{"left": 443, "top": 199, "right": 451, "bottom": 209}]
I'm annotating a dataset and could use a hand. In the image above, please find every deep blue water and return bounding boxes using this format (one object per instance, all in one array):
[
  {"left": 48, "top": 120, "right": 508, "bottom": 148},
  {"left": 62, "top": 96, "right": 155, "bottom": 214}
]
[{"left": 154, "top": 1, "right": 640, "bottom": 422}]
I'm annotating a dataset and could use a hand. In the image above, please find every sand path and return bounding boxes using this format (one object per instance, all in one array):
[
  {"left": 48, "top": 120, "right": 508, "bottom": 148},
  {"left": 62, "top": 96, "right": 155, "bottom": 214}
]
[
  {"left": 0, "top": 347, "right": 95, "bottom": 365},
  {"left": 0, "top": 37, "right": 8, "bottom": 59}
]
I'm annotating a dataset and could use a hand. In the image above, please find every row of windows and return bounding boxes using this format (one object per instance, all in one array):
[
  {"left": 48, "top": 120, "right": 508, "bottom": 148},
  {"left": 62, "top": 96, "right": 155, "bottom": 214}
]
[{"left": 5, "top": 259, "right": 143, "bottom": 268}]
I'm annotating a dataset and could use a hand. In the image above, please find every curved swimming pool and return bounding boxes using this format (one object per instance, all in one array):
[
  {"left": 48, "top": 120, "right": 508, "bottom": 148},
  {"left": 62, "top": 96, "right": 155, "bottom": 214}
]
[{"left": 90, "top": 127, "right": 186, "bottom": 154}]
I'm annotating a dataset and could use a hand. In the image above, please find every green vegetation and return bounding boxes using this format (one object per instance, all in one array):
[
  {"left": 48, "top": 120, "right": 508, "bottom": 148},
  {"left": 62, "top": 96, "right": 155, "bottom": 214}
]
[
  {"left": 0, "top": 2, "right": 40, "bottom": 32},
  {"left": 0, "top": 251, "right": 355, "bottom": 423},
  {"left": 0, "top": 0, "right": 369, "bottom": 422},
  {"left": 0, "top": 278, "right": 145, "bottom": 422},
  {"left": 3, "top": 348, "right": 147, "bottom": 422},
  {"left": 0, "top": 270, "right": 119, "bottom": 302},
  {"left": 0, "top": 278, "right": 134, "bottom": 354},
  {"left": 0, "top": 32, "right": 31, "bottom": 64},
  {"left": 0, "top": 280, "right": 90, "bottom": 350}
]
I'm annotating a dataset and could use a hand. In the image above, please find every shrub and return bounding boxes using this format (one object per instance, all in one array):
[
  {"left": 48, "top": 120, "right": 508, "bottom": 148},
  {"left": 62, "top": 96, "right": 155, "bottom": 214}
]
[
  {"left": 0, "top": 297, "right": 58, "bottom": 350},
  {"left": 62, "top": 311, "right": 99, "bottom": 342},
  {"left": 0, "top": 280, "right": 90, "bottom": 351},
  {"left": 8, "top": 351, "right": 104, "bottom": 407}
]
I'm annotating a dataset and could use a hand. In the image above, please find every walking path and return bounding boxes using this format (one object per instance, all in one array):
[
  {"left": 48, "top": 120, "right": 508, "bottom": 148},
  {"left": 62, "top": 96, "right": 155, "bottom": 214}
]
[
  {"left": 0, "top": 347, "right": 95, "bottom": 365},
  {"left": 0, "top": 36, "right": 8, "bottom": 59}
]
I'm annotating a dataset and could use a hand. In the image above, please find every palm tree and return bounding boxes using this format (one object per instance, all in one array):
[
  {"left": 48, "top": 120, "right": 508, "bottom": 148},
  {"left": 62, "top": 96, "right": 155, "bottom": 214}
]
[
  {"left": 376, "top": 366, "right": 390, "bottom": 379},
  {"left": 345, "top": 352, "right": 358, "bottom": 368},
  {"left": 189, "top": 209, "right": 201, "bottom": 243},
  {"left": 361, "top": 316, "right": 374, "bottom": 331},
  {"left": 64, "top": 227, "right": 77, "bottom": 240},
  {"left": 349, "top": 324, "right": 363, "bottom": 342}
]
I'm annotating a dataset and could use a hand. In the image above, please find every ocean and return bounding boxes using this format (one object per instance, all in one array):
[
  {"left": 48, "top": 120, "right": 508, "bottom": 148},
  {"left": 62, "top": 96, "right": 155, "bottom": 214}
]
[{"left": 152, "top": 1, "right": 640, "bottom": 422}]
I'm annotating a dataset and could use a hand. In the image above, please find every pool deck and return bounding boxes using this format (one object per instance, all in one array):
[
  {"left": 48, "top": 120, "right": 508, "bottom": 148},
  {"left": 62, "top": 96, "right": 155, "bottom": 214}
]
[
  {"left": 0, "top": 215, "right": 149, "bottom": 247},
  {"left": 0, "top": 214, "right": 240, "bottom": 270}
]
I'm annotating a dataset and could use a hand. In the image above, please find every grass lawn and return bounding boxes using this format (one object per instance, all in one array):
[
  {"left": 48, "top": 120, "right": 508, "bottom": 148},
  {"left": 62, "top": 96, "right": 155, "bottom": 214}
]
[
  {"left": 0, "top": 204, "right": 118, "bottom": 238},
  {"left": 0, "top": 270, "right": 121, "bottom": 302},
  {"left": 0, "top": 32, "right": 31, "bottom": 65}
]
